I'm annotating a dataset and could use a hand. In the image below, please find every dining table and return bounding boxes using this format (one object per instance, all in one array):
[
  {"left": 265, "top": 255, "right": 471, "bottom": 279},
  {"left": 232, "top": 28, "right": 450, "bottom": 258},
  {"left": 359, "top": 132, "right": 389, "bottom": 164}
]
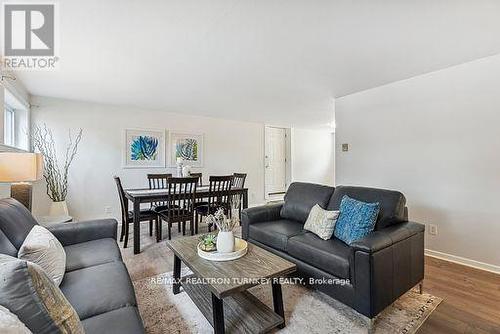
[{"left": 124, "top": 186, "right": 249, "bottom": 254}]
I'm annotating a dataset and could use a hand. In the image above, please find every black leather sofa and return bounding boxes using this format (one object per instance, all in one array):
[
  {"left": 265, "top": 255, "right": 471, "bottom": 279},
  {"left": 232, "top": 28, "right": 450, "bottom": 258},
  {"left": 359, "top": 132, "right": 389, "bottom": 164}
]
[
  {"left": 242, "top": 183, "right": 425, "bottom": 320},
  {"left": 0, "top": 198, "right": 145, "bottom": 334}
]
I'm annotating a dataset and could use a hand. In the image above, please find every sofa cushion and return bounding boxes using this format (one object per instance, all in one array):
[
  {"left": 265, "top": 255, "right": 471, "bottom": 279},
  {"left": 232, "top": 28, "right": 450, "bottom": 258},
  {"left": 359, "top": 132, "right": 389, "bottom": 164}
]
[
  {"left": 0, "top": 304, "right": 32, "bottom": 334},
  {"left": 82, "top": 306, "right": 145, "bottom": 334},
  {"left": 248, "top": 219, "right": 304, "bottom": 251},
  {"left": 0, "top": 254, "right": 84, "bottom": 334},
  {"left": 287, "top": 232, "right": 351, "bottom": 279},
  {"left": 18, "top": 225, "right": 66, "bottom": 286},
  {"left": 280, "top": 182, "right": 335, "bottom": 223},
  {"left": 64, "top": 238, "right": 122, "bottom": 272},
  {"left": 59, "top": 261, "right": 136, "bottom": 320},
  {"left": 334, "top": 195, "right": 379, "bottom": 245},
  {"left": 303, "top": 204, "right": 340, "bottom": 240},
  {"left": 0, "top": 228, "right": 17, "bottom": 256},
  {"left": 0, "top": 198, "right": 38, "bottom": 250},
  {"left": 327, "top": 185, "right": 406, "bottom": 230}
]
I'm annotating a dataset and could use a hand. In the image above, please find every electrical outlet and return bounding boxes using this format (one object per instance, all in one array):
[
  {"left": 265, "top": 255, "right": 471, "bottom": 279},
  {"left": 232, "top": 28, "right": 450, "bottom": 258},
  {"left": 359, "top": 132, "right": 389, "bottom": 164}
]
[
  {"left": 342, "top": 143, "right": 349, "bottom": 152},
  {"left": 104, "top": 206, "right": 112, "bottom": 214},
  {"left": 429, "top": 224, "right": 438, "bottom": 235}
]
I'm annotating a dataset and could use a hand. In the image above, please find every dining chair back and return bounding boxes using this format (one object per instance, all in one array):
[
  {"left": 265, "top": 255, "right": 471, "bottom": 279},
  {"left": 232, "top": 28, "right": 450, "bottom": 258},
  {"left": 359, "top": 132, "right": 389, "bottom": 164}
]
[
  {"left": 232, "top": 173, "right": 247, "bottom": 188},
  {"left": 147, "top": 173, "right": 172, "bottom": 208},
  {"left": 114, "top": 176, "right": 129, "bottom": 226},
  {"left": 157, "top": 177, "right": 198, "bottom": 240},
  {"left": 114, "top": 176, "right": 155, "bottom": 247},
  {"left": 190, "top": 173, "right": 203, "bottom": 186},
  {"left": 208, "top": 175, "right": 234, "bottom": 214}
]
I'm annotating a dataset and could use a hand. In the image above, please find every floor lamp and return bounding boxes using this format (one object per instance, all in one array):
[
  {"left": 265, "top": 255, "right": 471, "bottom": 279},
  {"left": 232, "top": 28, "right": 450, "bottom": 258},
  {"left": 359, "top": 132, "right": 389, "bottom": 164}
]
[{"left": 0, "top": 152, "right": 43, "bottom": 211}]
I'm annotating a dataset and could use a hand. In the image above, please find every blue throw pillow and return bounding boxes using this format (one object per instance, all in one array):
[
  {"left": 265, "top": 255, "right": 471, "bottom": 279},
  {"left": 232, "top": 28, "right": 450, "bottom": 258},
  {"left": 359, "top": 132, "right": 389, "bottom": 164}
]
[{"left": 334, "top": 195, "right": 380, "bottom": 245}]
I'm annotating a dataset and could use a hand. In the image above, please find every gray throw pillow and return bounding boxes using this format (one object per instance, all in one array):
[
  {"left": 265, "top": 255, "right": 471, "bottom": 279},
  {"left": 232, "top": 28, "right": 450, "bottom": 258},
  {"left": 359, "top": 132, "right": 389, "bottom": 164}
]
[
  {"left": 303, "top": 204, "right": 340, "bottom": 240},
  {"left": 18, "top": 225, "right": 66, "bottom": 286},
  {"left": 0, "top": 305, "right": 32, "bottom": 334},
  {"left": 0, "top": 254, "right": 84, "bottom": 334}
]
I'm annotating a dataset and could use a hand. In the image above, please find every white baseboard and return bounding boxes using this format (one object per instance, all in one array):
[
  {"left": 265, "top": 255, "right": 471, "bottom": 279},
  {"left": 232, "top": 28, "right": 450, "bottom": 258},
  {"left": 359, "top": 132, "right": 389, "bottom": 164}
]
[{"left": 425, "top": 249, "right": 500, "bottom": 274}]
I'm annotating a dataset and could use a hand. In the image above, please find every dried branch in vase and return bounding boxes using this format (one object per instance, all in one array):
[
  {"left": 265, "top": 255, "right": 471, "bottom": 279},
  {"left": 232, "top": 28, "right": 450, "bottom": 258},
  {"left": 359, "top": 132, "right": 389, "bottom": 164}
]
[{"left": 31, "top": 124, "right": 83, "bottom": 202}]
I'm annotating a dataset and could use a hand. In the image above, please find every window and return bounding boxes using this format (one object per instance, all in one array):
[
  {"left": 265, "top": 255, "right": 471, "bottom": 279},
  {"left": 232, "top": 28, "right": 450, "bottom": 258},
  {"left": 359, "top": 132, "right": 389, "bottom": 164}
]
[
  {"left": 4, "top": 104, "right": 15, "bottom": 146},
  {"left": 3, "top": 88, "right": 29, "bottom": 150}
]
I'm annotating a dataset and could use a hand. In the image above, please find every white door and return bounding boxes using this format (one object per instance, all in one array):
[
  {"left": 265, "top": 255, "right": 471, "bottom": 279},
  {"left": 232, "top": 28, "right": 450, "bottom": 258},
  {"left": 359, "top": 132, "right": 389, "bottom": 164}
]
[{"left": 265, "top": 127, "right": 287, "bottom": 198}]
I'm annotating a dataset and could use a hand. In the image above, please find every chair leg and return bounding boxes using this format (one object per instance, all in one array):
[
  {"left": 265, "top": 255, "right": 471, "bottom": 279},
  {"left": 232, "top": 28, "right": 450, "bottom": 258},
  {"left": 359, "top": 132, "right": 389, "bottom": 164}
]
[
  {"left": 182, "top": 221, "right": 186, "bottom": 236},
  {"left": 178, "top": 222, "right": 181, "bottom": 233},
  {"left": 168, "top": 222, "right": 172, "bottom": 240},
  {"left": 190, "top": 220, "right": 194, "bottom": 236},
  {"left": 120, "top": 221, "right": 125, "bottom": 242},
  {"left": 195, "top": 214, "right": 199, "bottom": 235},
  {"left": 124, "top": 222, "right": 130, "bottom": 248},
  {"left": 157, "top": 218, "right": 162, "bottom": 242},
  {"left": 149, "top": 219, "right": 153, "bottom": 236}
]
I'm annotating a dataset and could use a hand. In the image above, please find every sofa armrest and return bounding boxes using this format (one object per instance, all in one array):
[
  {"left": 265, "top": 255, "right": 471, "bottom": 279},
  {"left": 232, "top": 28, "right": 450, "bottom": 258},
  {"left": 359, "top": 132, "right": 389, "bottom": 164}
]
[
  {"left": 47, "top": 219, "right": 118, "bottom": 246},
  {"left": 350, "top": 221, "right": 425, "bottom": 253},
  {"left": 241, "top": 202, "right": 283, "bottom": 240},
  {"left": 352, "top": 221, "right": 425, "bottom": 318}
]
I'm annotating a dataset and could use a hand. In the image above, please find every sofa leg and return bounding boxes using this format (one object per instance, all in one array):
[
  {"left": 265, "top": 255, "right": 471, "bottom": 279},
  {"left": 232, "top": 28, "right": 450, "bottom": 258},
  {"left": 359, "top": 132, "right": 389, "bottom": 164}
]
[
  {"left": 366, "top": 317, "right": 376, "bottom": 334},
  {"left": 418, "top": 281, "right": 424, "bottom": 294}
]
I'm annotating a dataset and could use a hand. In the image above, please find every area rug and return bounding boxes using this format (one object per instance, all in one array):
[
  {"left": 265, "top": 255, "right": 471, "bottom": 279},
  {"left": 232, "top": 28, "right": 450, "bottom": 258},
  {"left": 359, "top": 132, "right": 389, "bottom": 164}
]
[{"left": 133, "top": 269, "right": 442, "bottom": 334}]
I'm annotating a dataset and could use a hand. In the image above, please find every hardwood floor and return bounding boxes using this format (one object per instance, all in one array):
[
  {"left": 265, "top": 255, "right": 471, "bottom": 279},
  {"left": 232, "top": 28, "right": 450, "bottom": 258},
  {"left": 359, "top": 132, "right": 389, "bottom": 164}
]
[
  {"left": 418, "top": 256, "right": 500, "bottom": 334},
  {"left": 119, "top": 225, "right": 500, "bottom": 333}
]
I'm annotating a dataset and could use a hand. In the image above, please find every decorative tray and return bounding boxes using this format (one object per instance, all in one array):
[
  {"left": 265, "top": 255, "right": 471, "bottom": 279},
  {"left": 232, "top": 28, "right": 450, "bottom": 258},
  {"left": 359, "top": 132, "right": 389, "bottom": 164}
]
[{"left": 197, "top": 238, "right": 248, "bottom": 262}]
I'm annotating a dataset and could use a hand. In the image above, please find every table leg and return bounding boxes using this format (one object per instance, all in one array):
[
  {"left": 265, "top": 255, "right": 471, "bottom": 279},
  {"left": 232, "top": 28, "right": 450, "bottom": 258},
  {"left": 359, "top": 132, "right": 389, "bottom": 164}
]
[
  {"left": 242, "top": 189, "right": 248, "bottom": 209},
  {"left": 173, "top": 254, "right": 181, "bottom": 295},
  {"left": 133, "top": 200, "right": 141, "bottom": 254},
  {"left": 212, "top": 293, "right": 225, "bottom": 334},
  {"left": 272, "top": 282, "right": 285, "bottom": 328}
]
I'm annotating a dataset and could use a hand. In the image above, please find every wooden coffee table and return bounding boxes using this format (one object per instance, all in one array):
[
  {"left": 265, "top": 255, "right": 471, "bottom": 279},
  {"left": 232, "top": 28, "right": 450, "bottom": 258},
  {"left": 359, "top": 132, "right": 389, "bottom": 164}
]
[{"left": 166, "top": 236, "right": 296, "bottom": 334}]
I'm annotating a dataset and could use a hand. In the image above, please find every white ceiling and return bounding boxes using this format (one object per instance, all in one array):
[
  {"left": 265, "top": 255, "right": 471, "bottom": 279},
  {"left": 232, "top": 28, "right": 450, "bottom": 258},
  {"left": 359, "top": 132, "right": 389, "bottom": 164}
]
[{"left": 11, "top": 0, "right": 500, "bottom": 127}]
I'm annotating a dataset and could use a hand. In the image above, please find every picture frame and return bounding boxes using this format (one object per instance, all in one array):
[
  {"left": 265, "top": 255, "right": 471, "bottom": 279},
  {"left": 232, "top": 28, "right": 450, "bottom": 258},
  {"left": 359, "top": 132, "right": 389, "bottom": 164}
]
[
  {"left": 123, "top": 128, "right": 166, "bottom": 168},
  {"left": 169, "top": 132, "right": 204, "bottom": 167}
]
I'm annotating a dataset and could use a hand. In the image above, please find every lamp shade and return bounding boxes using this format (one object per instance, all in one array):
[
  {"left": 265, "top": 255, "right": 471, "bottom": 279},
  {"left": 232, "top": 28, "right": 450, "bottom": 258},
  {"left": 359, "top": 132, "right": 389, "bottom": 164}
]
[{"left": 0, "top": 153, "right": 43, "bottom": 182}]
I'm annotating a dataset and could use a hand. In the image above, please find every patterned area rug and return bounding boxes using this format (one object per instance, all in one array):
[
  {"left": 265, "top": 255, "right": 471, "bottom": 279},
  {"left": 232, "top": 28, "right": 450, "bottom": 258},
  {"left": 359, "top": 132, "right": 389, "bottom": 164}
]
[{"left": 133, "top": 269, "right": 442, "bottom": 334}]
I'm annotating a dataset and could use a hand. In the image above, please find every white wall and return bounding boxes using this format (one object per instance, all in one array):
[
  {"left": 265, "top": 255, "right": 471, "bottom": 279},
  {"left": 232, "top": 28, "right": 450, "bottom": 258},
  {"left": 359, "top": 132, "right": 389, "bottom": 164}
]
[
  {"left": 31, "top": 96, "right": 265, "bottom": 221},
  {"left": 292, "top": 128, "right": 334, "bottom": 186},
  {"left": 335, "top": 54, "right": 500, "bottom": 268}
]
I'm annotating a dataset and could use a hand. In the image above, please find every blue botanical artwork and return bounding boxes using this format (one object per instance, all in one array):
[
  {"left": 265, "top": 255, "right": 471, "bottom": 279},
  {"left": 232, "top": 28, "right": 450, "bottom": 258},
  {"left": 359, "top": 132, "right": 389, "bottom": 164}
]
[
  {"left": 176, "top": 138, "right": 198, "bottom": 161},
  {"left": 170, "top": 133, "right": 204, "bottom": 167},
  {"left": 130, "top": 135, "right": 159, "bottom": 161}
]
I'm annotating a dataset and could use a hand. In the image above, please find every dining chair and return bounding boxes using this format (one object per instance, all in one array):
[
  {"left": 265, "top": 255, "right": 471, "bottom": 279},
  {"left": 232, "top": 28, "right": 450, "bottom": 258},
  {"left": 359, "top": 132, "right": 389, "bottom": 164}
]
[
  {"left": 147, "top": 173, "right": 177, "bottom": 230},
  {"left": 156, "top": 177, "right": 198, "bottom": 240},
  {"left": 195, "top": 175, "right": 233, "bottom": 232},
  {"left": 114, "top": 176, "right": 157, "bottom": 248},
  {"left": 147, "top": 173, "right": 172, "bottom": 207},
  {"left": 232, "top": 173, "right": 247, "bottom": 221},
  {"left": 190, "top": 173, "right": 203, "bottom": 186}
]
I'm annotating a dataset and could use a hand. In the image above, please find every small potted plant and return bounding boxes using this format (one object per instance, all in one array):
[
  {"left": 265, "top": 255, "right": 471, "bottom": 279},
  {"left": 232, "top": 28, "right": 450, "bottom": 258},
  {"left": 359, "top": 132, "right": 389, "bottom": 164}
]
[{"left": 199, "top": 234, "right": 217, "bottom": 252}]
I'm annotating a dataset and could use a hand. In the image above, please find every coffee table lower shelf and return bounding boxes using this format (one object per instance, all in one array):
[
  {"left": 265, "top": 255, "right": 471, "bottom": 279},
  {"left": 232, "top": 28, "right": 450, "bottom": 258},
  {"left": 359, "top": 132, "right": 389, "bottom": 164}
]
[{"left": 181, "top": 274, "right": 284, "bottom": 333}]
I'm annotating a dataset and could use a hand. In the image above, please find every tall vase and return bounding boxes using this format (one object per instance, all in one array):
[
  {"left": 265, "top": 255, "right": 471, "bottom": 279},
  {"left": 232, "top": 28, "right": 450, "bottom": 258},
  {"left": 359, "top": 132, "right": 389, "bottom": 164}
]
[
  {"left": 49, "top": 200, "right": 69, "bottom": 217},
  {"left": 217, "top": 231, "right": 235, "bottom": 253}
]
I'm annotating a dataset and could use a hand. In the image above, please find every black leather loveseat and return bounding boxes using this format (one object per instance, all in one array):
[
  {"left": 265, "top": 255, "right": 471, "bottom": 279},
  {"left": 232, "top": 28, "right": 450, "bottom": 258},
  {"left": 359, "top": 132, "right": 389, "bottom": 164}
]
[
  {"left": 242, "top": 183, "right": 425, "bottom": 321},
  {"left": 0, "top": 198, "right": 145, "bottom": 334}
]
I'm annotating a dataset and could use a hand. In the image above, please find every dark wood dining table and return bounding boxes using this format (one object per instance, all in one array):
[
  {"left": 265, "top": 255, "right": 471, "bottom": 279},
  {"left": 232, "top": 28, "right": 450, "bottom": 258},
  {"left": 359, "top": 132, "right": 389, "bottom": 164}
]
[{"left": 124, "top": 186, "right": 249, "bottom": 254}]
